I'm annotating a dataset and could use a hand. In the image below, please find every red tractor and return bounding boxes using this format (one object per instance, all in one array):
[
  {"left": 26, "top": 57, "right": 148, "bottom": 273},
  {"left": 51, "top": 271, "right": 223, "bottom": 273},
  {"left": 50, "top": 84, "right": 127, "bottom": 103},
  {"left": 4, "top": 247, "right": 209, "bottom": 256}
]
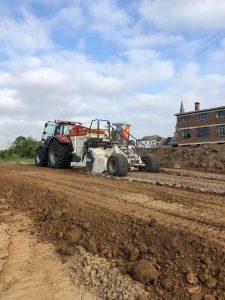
[{"left": 35, "top": 120, "right": 78, "bottom": 168}]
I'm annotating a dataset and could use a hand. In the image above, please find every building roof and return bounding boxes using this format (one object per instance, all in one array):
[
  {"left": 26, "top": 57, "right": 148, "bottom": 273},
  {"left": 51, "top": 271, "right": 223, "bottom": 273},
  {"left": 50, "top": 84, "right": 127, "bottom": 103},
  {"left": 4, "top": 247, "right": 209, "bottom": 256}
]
[
  {"left": 141, "top": 135, "right": 161, "bottom": 141},
  {"left": 175, "top": 105, "right": 225, "bottom": 116}
]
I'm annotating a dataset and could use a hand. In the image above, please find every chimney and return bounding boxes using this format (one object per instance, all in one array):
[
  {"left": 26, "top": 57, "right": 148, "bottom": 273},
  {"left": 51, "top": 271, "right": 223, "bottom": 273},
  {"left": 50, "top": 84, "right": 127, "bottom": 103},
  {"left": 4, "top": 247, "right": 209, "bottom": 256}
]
[{"left": 195, "top": 102, "right": 200, "bottom": 111}]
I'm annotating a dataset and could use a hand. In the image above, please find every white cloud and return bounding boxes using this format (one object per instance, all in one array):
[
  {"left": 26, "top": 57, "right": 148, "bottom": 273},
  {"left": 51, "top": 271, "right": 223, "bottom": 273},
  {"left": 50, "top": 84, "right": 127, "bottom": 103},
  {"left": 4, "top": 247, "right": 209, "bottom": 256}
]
[
  {"left": 0, "top": 89, "right": 21, "bottom": 111},
  {"left": 86, "top": 0, "right": 131, "bottom": 36},
  {"left": 139, "top": 0, "right": 225, "bottom": 32},
  {"left": 0, "top": 117, "right": 44, "bottom": 149},
  {"left": 48, "top": 3, "right": 84, "bottom": 31},
  {"left": 0, "top": 10, "right": 53, "bottom": 55},
  {"left": 106, "top": 50, "right": 173, "bottom": 87},
  {"left": 164, "top": 62, "right": 225, "bottom": 112},
  {"left": 0, "top": 48, "right": 174, "bottom": 104}
]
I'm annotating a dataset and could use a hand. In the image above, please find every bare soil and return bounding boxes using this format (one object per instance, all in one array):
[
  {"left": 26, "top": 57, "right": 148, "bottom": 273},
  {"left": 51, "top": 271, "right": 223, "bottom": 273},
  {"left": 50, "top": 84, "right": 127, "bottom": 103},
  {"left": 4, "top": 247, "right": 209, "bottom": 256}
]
[
  {"left": 0, "top": 163, "right": 225, "bottom": 300},
  {"left": 0, "top": 200, "right": 96, "bottom": 299},
  {"left": 148, "top": 144, "right": 225, "bottom": 174}
]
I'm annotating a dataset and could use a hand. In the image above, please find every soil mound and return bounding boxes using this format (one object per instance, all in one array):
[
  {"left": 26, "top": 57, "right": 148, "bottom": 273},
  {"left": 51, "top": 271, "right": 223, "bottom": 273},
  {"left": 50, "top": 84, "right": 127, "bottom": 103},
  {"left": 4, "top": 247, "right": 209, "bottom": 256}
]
[{"left": 146, "top": 144, "right": 225, "bottom": 173}]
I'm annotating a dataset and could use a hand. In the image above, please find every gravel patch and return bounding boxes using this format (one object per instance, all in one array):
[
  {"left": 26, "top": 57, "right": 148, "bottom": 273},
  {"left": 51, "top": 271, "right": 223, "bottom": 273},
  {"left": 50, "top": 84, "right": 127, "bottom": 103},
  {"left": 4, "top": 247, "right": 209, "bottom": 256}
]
[
  {"left": 162, "top": 168, "right": 225, "bottom": 182},
  {"left": 126, "top": 173, "right": 225, "bottom": 195}
]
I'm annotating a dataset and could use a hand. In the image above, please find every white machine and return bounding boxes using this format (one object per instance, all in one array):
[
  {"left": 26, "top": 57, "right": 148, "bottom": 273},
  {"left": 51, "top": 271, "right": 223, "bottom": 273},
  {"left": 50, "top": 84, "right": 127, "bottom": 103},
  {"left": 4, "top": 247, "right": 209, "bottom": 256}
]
[{"left": 69, "top": 120, "right": 159, "bottom": 176}]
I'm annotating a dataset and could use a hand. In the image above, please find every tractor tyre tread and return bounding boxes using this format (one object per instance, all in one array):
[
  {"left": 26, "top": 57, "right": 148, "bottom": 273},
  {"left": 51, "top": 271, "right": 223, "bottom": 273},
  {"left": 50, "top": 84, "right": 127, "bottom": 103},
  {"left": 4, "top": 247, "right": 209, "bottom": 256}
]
[
  {"left": 142, "top": 154, "right": 160, "bottom": 173},
  {"left": 48, "top": 140, "right": 72, "bottom": 168},
  {"left": 107, "top": 153, "right": 129, "bottom": 177},
  {"left": 35, "top": 146, "right": 48, "bottom": 167}
]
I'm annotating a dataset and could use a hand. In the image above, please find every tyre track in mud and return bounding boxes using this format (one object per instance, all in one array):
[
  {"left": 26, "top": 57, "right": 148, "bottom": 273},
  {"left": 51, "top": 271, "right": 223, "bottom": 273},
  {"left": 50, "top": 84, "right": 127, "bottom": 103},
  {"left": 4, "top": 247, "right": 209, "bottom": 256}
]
[{"left": 3, "top": 164, "right": 225, "bottom": 248}]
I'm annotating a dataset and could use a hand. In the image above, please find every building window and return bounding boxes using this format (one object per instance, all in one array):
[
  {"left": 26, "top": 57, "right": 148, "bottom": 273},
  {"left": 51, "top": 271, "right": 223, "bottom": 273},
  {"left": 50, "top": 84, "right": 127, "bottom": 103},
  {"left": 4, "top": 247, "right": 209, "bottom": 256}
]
[
  {"left": 216, "top": 110, "right": 225, "bottom": 118},
  {"left": 196, "top": 113, "right": 208, "bottom": 120},
  {"left": 217, "top": 125, "right": 225, "bottom": 136},
  {"left": 196, "top": 127, "right": 210, "bottom": 137},
  {"left": 182, "top": 116, "right": 189, "bottom": 123},
  {"left": 182, "top": 129, "right": 191, "bottom": 138}
]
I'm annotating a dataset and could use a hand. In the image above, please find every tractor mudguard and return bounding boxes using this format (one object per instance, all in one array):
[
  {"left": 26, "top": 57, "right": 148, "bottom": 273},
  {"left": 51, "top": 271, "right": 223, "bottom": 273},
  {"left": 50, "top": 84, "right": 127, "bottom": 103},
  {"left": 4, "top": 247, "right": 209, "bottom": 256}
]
[{"left": 55, "top": 135, "right": 72, "bottom": 144}]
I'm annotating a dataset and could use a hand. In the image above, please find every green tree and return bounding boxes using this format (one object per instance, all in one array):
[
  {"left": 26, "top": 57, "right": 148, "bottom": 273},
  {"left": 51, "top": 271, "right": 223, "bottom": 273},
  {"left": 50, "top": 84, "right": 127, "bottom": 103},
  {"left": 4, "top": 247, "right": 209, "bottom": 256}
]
[
  {"left": 9, "top": 136, "right": 40, "bottom": 158},
  {"left": 0, "top": 136, "right": 40, "bottom": 160}
]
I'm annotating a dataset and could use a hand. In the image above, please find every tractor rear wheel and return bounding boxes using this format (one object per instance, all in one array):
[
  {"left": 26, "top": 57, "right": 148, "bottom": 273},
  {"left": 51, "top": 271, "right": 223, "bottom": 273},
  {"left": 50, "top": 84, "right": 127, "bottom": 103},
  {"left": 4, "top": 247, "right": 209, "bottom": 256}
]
[
  {"left": 35, "top": 146, "right": 48, "bottom": 167},
  {"left": 48, "top": 140, "right": 72, "bottom": 168},
  {"left": 107, "top": 153, "right": 129, "bottom": 177},
  {"left": 141, "top": 154, "right": 160, "bottom": 173}
]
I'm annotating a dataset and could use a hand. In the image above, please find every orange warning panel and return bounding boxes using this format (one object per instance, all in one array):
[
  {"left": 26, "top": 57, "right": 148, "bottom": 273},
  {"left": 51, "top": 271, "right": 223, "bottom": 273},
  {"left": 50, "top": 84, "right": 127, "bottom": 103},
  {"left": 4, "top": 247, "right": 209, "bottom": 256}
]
[{"left": 122, "top": 125, "right": 130, "bottom": 140}]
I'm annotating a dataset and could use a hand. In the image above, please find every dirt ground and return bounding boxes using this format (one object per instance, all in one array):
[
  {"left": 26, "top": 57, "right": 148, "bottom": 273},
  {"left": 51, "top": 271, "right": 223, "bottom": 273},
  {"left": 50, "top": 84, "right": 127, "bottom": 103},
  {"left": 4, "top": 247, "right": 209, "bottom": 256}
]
[
  {"left": 0, "top": 201, "right": 97, "bottom": 299},
  {"left": 0, "top": 163, "right": 225, "bottom": 300}
]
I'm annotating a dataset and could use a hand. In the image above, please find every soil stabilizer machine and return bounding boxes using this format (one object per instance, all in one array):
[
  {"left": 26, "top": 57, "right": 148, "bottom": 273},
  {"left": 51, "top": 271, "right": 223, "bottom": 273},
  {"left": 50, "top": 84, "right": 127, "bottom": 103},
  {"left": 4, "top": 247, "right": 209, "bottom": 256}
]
[{"left": 35, "top": 119, "right": 160, "bottom": 177}]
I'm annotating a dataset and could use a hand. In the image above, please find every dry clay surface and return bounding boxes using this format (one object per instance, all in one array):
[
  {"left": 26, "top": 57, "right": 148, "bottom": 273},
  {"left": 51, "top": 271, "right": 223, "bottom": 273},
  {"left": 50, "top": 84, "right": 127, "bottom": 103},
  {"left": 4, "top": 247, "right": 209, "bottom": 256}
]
[
  {"left": 0, "top": 199, "right": 97, "bottom": 300},
  {"left": 0, "top": 163, "right": 225, "bottom": 300}
]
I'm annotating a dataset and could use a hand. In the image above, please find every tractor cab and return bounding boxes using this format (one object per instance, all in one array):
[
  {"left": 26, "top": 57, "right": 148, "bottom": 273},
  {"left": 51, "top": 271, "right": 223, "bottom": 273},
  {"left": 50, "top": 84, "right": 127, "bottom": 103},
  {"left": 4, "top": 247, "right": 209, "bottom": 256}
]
[{"left": 42, "top": 120, "right": 80, "bottom": 144}]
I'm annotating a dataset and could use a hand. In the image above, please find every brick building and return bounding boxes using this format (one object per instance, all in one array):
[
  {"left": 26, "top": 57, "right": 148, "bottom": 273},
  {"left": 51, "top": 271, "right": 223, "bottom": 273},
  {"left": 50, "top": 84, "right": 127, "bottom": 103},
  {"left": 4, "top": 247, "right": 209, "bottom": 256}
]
[{"left": 175, "top": 102, "right": 225, "bottom": 146}]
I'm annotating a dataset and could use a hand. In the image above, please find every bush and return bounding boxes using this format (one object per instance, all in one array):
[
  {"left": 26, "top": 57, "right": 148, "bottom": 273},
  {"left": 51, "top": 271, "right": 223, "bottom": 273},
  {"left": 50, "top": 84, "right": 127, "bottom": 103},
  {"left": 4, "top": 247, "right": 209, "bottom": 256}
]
[
  {"left": 0, "top": 150, "right": 10, "bottom": 160},
  {"left": 0, "top": 136, "right": 40, "bottom": 160}
]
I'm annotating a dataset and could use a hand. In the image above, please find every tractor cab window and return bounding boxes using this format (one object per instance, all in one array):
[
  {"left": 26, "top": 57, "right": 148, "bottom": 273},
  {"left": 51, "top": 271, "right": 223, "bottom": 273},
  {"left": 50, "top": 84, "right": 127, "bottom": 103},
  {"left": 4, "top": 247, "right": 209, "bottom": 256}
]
[
  {"left": 42, "top": 122, "right": 56, "bottom": 140},
  {"left": 64, "top": 125, "right": 73, "bottom": 136},
  {"left": 55, "top": 124, "right": 73, "bottom": 136},
  {"left": 55, "top": 124, "right": 64, "bottom": 135},
  {"left": 56, "top": 124, "right": 73, "bottom": 136}
]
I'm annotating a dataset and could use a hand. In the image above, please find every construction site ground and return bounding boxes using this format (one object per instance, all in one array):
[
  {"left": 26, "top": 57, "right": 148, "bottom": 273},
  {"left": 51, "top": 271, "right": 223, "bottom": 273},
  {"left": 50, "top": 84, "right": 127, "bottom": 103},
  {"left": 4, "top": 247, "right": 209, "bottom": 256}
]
[{"left": 0, "top": 163, "right": 224, "bottom": 300}]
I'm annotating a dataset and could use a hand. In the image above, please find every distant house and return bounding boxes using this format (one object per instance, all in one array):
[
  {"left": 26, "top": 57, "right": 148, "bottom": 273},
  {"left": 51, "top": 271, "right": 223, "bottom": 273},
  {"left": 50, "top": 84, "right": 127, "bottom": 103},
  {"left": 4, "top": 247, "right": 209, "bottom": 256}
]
[
  {"left": 175, "top": 102, "right": 225, "bottom": 146},
  {"left": 138, "top": 135, "right": 174, "bottom": 148},
  {"left": 138, "top": 135, "right": 161, "bottom": 148}
]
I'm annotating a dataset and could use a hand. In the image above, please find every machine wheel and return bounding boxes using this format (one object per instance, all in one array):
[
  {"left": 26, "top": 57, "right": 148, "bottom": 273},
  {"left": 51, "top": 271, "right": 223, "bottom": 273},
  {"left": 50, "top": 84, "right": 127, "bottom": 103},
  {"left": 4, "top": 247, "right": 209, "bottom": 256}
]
[
  {"left": 35, "top": 146, "right": 48, "bottom": 167},
  {"left": 107, "top": 153, "right": 129, "bottom": 177},
  {"left": 48, "top": 140, "right": 72, "bottom": 168},
  {"left": 141, "top": 154, "right": 160, "bottom": 173}
]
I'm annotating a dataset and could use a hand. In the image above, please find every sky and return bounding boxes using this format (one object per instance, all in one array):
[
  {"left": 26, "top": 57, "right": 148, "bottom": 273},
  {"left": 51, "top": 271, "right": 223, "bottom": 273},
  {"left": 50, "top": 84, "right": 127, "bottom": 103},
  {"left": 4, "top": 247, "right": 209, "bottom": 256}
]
[{"left": 0, "top": 0, "right": 225, "bottom": 149}]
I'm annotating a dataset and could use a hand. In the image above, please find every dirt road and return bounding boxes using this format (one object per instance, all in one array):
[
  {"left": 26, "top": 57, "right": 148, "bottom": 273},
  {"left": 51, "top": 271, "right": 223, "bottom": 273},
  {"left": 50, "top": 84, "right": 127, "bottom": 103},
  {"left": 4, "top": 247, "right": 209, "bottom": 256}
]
[{"left": 0, "top": 163, "right": 224, "bottom": 300}]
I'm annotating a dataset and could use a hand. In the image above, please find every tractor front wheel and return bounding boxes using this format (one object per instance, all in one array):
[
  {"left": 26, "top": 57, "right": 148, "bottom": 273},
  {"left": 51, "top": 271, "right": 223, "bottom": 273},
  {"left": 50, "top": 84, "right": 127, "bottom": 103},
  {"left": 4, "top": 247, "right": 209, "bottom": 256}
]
[
  {"left": 35, "top": 146, "right": 48, "bottom": 167},
  {"left": 48, "top": 140, "right": 72, "bottom": 168},
  {"left": 107, "top": 153, "right": 129, "bottom": 177},
  {"left": 141, "top": 154, "right": 160, "bottom": 173}
]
